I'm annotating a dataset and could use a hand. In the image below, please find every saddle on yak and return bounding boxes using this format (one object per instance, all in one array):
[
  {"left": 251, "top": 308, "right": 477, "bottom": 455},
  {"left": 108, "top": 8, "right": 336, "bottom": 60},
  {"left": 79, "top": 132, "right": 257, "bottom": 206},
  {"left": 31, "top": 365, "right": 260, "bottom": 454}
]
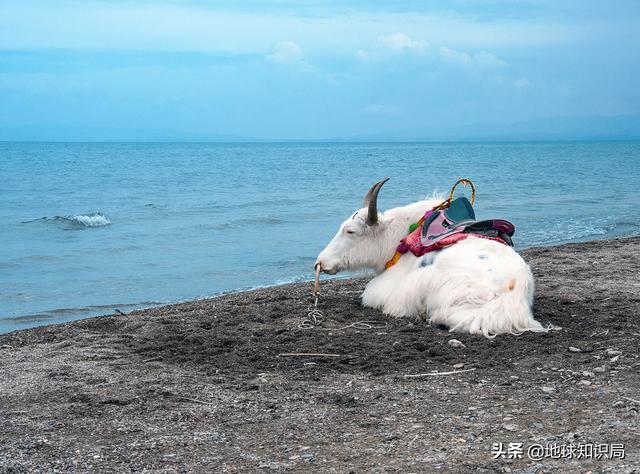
[{"left": 385, "top": 179, "right": 515, "bottom": 269}]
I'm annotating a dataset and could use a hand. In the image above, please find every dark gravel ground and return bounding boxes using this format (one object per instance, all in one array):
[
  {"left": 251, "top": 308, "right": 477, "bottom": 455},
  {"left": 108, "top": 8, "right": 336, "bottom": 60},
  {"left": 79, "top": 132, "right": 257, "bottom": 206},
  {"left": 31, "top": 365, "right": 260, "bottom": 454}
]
[{"left": 1, "top": 237, "right": 639, "bottom": 473}]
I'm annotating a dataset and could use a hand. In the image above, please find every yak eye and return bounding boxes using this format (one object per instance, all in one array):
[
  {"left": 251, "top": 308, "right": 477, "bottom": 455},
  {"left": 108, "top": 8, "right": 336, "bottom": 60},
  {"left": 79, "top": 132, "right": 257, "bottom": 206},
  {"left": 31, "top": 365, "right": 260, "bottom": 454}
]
[{"left": 346, "top": 229, "right": 356, "bottom": 235}]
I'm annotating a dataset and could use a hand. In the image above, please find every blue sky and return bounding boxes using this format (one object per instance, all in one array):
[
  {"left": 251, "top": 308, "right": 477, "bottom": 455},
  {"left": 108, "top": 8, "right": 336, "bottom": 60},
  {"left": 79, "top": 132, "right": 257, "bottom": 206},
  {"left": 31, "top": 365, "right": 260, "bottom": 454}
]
[{"left": 1, "top": 1, "right": 639, "bottom": 139}]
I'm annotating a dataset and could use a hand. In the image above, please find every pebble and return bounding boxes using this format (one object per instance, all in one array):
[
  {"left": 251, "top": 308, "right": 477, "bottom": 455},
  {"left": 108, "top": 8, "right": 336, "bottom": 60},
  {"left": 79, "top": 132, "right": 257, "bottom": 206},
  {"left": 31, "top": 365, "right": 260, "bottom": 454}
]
[
  {"left": 259, "top": 463, "right": 281, "bottom": 470},
  {"left": 579, "top": 380, "right": 592, "bottom": 386},
  {"left": 568, "top": 346, "right": 581, "bottom": 353},
  {"left": 542, "top": 386, "right": 554, "bottom": 394},
  {"left": 448, "top": 339, "right": 466, "bottom": 349},
  {"left": 610, "top": 355, "right": 620, "bottom": 363},
  {"left": 593, "top": 366, "right": 606, "bottom": 373},
  {"left": 300, "top": 453, "right": 315, "bottom": 462},
  {"left": 503, "top": 423, "right": 518, "bottom": 432},
  {"left": 582, "top": 371, "right": 595, "bottom": 377},
  {"left": 606, "top": 349, "right": 622, "bottom": 356},
  {"left": 453, "top": 363, "right": 465, "bottom": 369}
]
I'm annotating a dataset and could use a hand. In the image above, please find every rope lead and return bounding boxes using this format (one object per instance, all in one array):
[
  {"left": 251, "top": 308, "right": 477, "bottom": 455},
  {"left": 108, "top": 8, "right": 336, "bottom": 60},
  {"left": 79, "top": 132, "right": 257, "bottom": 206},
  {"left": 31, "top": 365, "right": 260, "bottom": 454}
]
[{"left": 299, "top": 264, "right": 324, "bottom": 328}]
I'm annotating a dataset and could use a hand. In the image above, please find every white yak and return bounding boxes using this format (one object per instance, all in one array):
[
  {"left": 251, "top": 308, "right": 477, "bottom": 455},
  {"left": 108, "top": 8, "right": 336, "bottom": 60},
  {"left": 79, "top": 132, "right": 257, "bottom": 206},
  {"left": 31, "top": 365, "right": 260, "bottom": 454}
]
[{"left": 315, "top": 178, "right": 547, "bottom": 338}]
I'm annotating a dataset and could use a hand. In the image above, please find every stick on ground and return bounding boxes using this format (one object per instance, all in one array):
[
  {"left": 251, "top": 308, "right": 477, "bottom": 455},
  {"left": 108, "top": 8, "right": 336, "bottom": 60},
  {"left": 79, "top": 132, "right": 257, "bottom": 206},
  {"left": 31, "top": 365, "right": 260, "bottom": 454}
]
[
  {"left": 278, "top": 352, "right": 342, "bottom": 357},
  {"left": 404, "top": 368, "right": 476, "bottom": 378}
]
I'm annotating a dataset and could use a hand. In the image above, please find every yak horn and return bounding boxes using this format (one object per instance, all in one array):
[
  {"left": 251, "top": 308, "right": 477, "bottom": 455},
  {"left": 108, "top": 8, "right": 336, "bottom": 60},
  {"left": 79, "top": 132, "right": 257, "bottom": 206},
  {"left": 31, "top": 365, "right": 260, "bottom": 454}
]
[{"left": 363, "top": 177, "right": 389, "bottom": 225}]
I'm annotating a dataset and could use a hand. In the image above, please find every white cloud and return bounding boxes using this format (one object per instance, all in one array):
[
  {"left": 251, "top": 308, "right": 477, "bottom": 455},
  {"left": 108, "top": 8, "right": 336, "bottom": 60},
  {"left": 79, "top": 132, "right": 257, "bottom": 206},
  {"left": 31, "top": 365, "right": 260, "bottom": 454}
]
[
  {"left": 266, "top": 41, "right": 305, "bottom": 64},
  {"left": 378, "top": 33, "right": 427, "bottom": 53},
  {"left": 474, "top": 51, "right": 507, "bottom": 68},
  {"left": 439, "top": 46, "right": 507, "bottom": 67},
  {"left": 356, "top": 49, "right": 370, "bottom": 61},
  {"left": 357, "top": 32, "right": 426, "bottom": 61},
  {"left": 515, "top": 77, "right": 531, "bottom": 90},
  {"left": 439, "top": 46, "right": 472, "bottom": 64}
]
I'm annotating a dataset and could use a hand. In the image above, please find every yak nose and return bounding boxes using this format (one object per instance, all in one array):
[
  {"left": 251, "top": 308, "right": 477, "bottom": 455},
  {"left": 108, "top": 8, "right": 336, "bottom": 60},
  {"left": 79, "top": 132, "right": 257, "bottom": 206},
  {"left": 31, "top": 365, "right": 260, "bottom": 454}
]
[
  {"left": 313, "top": 260, "right": 335, "bottom": 274},
  {"left": 315, "top": 260, "right": 336, "bottom": 274},
  {"left": 318, "top": 264, "right": 338, "bottom": 275}
]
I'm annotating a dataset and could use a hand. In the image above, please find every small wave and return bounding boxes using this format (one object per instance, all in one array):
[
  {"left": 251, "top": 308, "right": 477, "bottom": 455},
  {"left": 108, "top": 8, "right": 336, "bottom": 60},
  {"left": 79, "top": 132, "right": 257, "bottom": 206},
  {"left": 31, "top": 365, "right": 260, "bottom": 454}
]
[
  {"left": 64, "top": 213, "right": 111, "bottom": 227},
  {"left": 606, "top": 220, "right": 640, "bottom": 231},
  {"left": 4, "top": 301, "right": 164, "bottom": 322},
  {"left": 521, "top": 219, "right": 640, "bottom": 248},
  {"left": 23, "top": 212, "right": 111, "bottom": 229},
  {"left": 213, "top": 216, "right": 286, "bottom": 230}
]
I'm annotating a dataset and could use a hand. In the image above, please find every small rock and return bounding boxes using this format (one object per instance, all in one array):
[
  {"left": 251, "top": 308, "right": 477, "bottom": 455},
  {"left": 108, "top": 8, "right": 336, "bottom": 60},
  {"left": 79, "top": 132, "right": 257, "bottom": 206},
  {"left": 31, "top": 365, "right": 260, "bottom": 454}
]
[
  {"left": 300, "top": 453, "right": 315, "bottom": 462},
  {"left": 582, "top": 371, "right": 595, "bottom": 377},
  {"left": 610, "top": 355, "right": 620, "bottom": 363},
  {"left": 613, "top": 401, "right": 625, "bottom": 408},
  {"left": 259, "top": 463, "right": 279, "bottom": 470},
  {"left": 579, "top": 380, "right": 592, "bottom": 386},
  {"left": 568, "top": 346, "right": 581, "bottom": 353},
  {"left": 523, "top": 464, "right": 544, "bottom": 474},
  {"left": 606, "top": 349, "right": 622, "bottom": 356},
  {"left": 448, "top": 339, "right": 466, "bottom": 349},
  {"left": 453, "top": 363, "right": 465, "bottom": 369},
  {"left": 503, "top": 423, "right": 518, "bottom": 432},
  {"left": 593, "top": 366, "right": 606, "bottom": 373},
  {"left": 542, "top": 386, "right": 554, "bottom": 394}
]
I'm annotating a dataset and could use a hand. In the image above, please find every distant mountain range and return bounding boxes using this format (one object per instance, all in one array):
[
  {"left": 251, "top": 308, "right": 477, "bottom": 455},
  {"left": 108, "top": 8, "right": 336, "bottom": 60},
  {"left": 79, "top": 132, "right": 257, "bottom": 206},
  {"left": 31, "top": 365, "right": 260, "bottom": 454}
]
[
  {"left": 2, "top": 114, "right": 639, "bottom": 142},
  {"left": 353, "top": 114, "right": 640, "bottom": 142},
  {"left": 0, "top": 125, "right": 246, "bottom": 142}
]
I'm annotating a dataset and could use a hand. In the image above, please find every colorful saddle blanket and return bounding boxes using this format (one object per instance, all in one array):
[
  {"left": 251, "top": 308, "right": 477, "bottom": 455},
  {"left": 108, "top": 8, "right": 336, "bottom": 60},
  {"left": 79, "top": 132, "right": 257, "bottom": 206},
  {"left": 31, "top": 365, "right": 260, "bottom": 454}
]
[{"left": 396, "top": 197, "right": 515, "bottom": 258}]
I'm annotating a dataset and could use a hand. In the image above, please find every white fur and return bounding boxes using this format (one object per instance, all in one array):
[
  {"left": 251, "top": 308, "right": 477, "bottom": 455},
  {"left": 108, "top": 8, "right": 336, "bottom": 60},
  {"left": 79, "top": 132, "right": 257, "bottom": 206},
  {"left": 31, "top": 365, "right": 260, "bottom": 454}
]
[{"left": 316, "top": 197, "right": 546, "bottom": 338}]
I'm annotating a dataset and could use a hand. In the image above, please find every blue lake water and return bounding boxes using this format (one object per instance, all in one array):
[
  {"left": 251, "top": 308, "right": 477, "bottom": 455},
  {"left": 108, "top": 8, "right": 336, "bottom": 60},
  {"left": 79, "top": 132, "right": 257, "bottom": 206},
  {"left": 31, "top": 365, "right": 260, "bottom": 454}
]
[{"left": 1, "top": 141, "right": 640, "bottom": 333}]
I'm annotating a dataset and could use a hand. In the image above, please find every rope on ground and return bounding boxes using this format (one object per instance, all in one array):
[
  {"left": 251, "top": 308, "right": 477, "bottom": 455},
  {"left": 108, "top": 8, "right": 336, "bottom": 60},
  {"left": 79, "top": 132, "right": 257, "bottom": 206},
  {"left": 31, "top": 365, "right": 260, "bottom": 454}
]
[
  {"left": 339, "top": 320, "right": 388, "bottom": 330},
  {"left": 298, "top": 264, "right": 387, "bottom": 331}
]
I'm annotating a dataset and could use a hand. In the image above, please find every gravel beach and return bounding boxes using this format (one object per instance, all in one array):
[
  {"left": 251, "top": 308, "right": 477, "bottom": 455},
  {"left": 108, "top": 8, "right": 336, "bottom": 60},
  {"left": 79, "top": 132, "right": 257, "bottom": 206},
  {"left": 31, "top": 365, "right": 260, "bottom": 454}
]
[{"left": 1, "top": 237, "right": 639, "bottom": 473}]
